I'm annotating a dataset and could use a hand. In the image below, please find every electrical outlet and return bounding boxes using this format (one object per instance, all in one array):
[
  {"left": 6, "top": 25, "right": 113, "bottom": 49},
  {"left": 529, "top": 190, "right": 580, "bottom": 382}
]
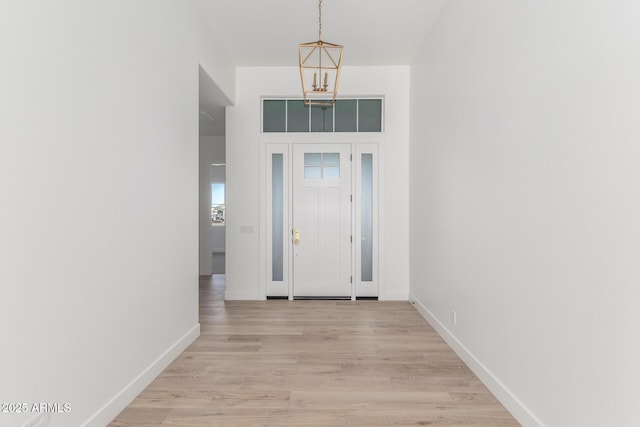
[{"left": 451, "top": 310, "right": 457, "bottom": 325}]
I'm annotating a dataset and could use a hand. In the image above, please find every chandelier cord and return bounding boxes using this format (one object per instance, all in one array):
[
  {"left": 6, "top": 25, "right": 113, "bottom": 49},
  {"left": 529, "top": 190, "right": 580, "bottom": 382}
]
[{"left": 318, "top": 0, "right": 322, "bottom": 40}]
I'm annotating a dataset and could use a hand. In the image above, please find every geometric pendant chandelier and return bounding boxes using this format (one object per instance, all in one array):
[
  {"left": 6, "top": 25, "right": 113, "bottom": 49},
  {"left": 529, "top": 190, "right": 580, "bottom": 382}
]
[{"left": 298, "top": 0, "right": 344, "bottom": 106}]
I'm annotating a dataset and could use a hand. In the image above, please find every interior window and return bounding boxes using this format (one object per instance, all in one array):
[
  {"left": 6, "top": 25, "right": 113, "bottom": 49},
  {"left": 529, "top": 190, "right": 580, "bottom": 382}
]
[{"left": 211, "top": 183, "right": 225, "bottom": 225}]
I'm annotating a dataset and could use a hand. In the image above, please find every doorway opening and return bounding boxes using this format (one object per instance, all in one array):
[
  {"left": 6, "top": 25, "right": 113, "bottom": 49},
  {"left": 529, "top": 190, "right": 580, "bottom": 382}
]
[{"left": 198, "top": 65, "right": 231, "bottom": 311}]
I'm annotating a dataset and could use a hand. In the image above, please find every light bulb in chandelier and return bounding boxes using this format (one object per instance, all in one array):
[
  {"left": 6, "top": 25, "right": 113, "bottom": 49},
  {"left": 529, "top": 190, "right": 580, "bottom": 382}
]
[{"left": 298, "top": 0, "right": 344, "bottom": 106}]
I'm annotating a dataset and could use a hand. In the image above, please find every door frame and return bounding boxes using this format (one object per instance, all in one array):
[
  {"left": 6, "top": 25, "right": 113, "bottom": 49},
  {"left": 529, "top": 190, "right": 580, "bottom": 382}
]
[{"left": 264, "top": 140, "right": 379, "bottom": 300}]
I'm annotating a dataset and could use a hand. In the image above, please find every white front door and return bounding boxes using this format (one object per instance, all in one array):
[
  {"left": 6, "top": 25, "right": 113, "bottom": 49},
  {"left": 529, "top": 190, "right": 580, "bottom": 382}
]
[{"left": 292, "top": 144, "right": 352, "bottom": 298}]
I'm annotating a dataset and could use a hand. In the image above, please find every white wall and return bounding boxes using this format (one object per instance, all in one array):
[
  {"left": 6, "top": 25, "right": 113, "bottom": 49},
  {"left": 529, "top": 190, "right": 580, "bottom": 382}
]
[
  {"left": 226, "top": 66, "right": 410, "bottom": 300},
  {"left": 211, "top": 226, "right": 226, "bottom": 253},
  {"left": 0, "top": 1, "right": 234, "bottom": 426},
  {"left": 409, "top": 1, "right": 640, "bottom": 426},
  {"left": 199, "top": 137, "right": 225, "bottom": 274}
]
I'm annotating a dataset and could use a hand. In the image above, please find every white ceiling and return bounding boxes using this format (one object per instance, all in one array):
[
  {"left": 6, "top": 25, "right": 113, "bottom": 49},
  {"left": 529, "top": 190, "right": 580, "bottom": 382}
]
[
  {"left": 197, "top": 0, "right": 447, "bottom": 136},
  {"left": 195, "top": 0, "right": 447, "bottom": 66}
]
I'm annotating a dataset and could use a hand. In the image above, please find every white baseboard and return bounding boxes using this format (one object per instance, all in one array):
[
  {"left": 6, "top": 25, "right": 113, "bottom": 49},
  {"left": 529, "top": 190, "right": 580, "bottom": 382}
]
[
  {"left": 409, "top": 294, "right": 545, "bottom": 427},
  {"left": 82, "top": 324, "right": 200, "bottom": 427}
]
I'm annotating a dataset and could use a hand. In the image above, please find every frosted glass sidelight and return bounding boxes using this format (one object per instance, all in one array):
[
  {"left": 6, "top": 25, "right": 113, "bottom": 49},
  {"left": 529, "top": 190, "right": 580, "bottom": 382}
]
[
  {"left": 263, "top": 100, "right": 286, "bottom": 132},
  {"left": 361, "top": 154, "right": 373, "bottom": 281},
  {"left": 272, "top": 154, "right": 284, "bottom": 281}
]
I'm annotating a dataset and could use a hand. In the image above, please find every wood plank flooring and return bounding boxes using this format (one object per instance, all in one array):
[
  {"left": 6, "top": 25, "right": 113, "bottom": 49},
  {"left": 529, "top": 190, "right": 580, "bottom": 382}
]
[{"left": 110, "top": 275, "right": 519, "bottom": 426}]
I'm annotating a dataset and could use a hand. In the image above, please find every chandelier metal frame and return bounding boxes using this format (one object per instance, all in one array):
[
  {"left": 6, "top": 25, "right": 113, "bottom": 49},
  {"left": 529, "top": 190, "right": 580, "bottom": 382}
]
[{"left": 298, "top": 0, "right": 344, "bottom": 106}]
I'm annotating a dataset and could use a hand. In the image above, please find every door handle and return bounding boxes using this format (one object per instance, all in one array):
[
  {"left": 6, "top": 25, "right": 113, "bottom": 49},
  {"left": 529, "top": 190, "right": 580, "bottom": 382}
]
[{"left": 293, "top": 228, "right": 300, "bottom": 245}]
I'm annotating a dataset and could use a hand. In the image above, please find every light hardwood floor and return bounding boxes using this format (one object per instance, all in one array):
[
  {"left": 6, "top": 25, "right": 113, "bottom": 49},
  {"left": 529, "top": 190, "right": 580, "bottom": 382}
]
[{"left": 110, "top": 276, "right": 519, "bottom": 426}]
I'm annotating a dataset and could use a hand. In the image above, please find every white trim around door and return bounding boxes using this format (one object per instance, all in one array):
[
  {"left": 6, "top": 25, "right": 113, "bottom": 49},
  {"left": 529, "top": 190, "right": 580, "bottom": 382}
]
[{"left": 265, "top": 142, "right": 379, "bottom": 300}]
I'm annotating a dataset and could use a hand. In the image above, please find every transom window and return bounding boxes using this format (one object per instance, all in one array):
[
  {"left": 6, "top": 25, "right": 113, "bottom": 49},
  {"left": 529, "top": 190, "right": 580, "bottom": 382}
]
[{"left": 263, "top": 99, "right": 383, "bottom": 133}]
